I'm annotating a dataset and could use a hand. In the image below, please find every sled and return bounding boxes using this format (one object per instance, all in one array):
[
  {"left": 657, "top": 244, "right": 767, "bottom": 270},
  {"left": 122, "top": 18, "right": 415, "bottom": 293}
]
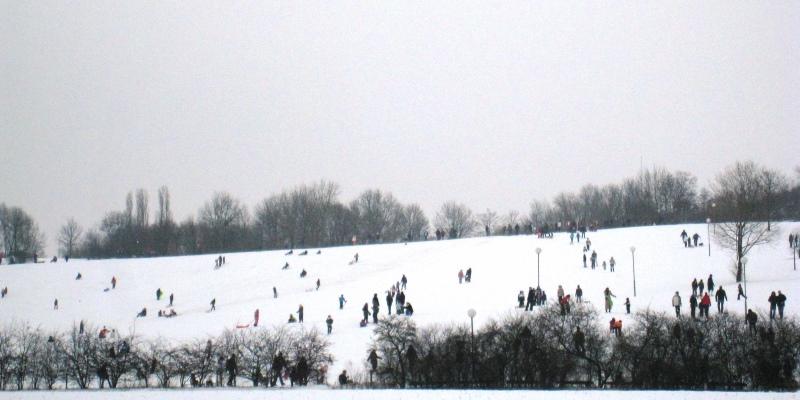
[{"left": 235, "top": 323, "right": 250, "bottom": 329}]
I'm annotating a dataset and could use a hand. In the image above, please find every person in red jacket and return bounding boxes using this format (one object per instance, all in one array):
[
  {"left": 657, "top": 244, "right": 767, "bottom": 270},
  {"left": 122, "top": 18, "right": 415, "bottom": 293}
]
[
  {"left": 700, "top": 292, "right": 712, "bottom": 319},
  {"left": 254, "top": 309, "right": 260, "bottom": 327}
]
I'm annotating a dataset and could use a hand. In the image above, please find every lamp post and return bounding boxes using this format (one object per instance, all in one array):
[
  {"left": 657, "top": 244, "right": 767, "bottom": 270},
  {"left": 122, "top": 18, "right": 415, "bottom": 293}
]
[
  {"left": 535, "top": 248, "right": 542, "bottom": 288},
  {"left": 467, "top": 308, "right": 476, "bottom": 384},
  {"left": 742, "top": 256, "right": 748, "bottom": 315},
  {"left": 706, "top": 218, "right": 711, "bottom": 257},
  {"left": 630, "top": 246, "right": 637, "bottom": 297}
]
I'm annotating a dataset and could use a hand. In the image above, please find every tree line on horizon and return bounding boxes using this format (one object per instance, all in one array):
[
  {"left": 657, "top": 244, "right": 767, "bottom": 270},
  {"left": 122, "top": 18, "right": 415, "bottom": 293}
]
[{"left": 0, "top": 161, "right": 798, "bottom": 263}]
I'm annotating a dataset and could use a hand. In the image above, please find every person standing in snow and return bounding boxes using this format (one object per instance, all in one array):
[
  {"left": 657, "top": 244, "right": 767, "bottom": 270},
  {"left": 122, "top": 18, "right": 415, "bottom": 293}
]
[
  {"left": 746, "top": 309, "right": 758, "bottom": 334},
  {"left": 689, "top": 294, "right": 698, "bottom": 319},
  {"left": 769, "top": 291, "right": 778, "bottom": 320},
  {"left": 517, "top": 290, "right": 525, "bottom": 308},
  {"left": 672, "top": 291, "right": 682, "bottom": 317},
  {"left": 401, "top": 275, "right": 407, "bottom": 289},
  {"left": 604, "top": 288, "right": 615, "bottom": 313},
  {"left": 210, "top": 298, "right": 216, "bottom": 311},
  {"left": 526, "top": 287, "right": 535, "bottom": 311},
  {"left": 386, "top": 292, "right": 394, "bottom": 315},
  {"left": 325, "top": 315, "right": 334, "bottom": 334},
  {"left": 776, "top": 291, "right": 786, "bottom": 319},
  {"left": 707, "top": 274, "right": 715, "bottom": 293},
  {"left": 156, "top": 288, "right": 162, "bottom": 301},
  {"left": 715, "top": 287, "right": 727, "bottom": 313},
  {"left": 557, "top": 285, "right": 565, "bottom": 303},
  {"left": 624, "top": 297, "right": 631, "bottom": 314},
  {"left": 54, "top": 298, "right": 58, "bottom": 310},
  {"left": 169, "top": 293, "right": 174, "bottom": 307},
  {"left": 254, "top": 309, "right": 260, "bottom": 327},
  {"left": 698, "top": 279, "right": 704, "bottom": 295},
  {"left": 362, "top": 303, "right": 370, "bottom": 324},
  {"left": 609, "top": 257, "right": 616, "bottom": 272},
  {"left": 583, "top": 253, "right": 587, "bottom": 268},
  {"left": 273, "top": 287, "right": 278, "bottom": 298},
  {"left": 371, "top": 295, "right": 380, "bottom": 324},
  {"left": 691, "top": 278, "right": 698, "bottom": 297},
  {"left": 576, "top": 285, "right": 583, "bottom": 303},
  {"left": 316, "top": 279, "right": 321, "bottom": 291},
  {"left": 680, "top": 230, "right": 688, "bottom": 247},
  {"left": 591, "top": 251, "right": 597, "bottom": 269},
  {"left": 111, "top": 276, "right": 117, "bottom": 289},
  {"left": 339, "top": 294, "right": 347, "bottom": 309},
  {"left": 458, "top": 269, "right": 464, "bottom": 284},
  {"left": 465, "top": 268, "right": 472, "bottom": 283},
  {"left": 692, "top": 233, "right": 700, "bottom": 247},
  {"left": 297, "top": 305, "right": 304, "bottom": 323}
]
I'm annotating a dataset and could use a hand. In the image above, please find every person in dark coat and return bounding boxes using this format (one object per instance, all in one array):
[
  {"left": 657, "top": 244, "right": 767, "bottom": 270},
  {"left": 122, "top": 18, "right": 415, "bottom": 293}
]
[
  {"left": 372, "top": 294, "right": 380, "bottom": 323},
  {"left": 362, "top": 303, "right": 370, "bottom": 323},
  {"left": 776, "top": 291, "right": 787, "bottom": 319},
  {"left": 368, "top": 349, "right": 380, "bottom": 372},
  {"left": 746, "top": 309, "right": 758, "bottom": 334},
  {"left": 225, "top": 354, "right": 237, "bottom": 386},
  {"left": 386, "top": 292, "right": 394, "bottom": 315},
  {"left": 271, "top": 352, "right": 286, "bottom": 386},
  {"left": 526, "top": 287, "right": 535, "bottom": 311},
  {"left": 576, "top": 285, "right": 584, "bottom": 303},
  {"left": 326, "top": 315, "right": 334, "bottom": 334},
  {"left": 169, "top": 293, "right": 174, "bottom": 307},
  {"left": 338, "top": 370, "right": 349, "bottom": 386},
  {"left": 297, "top": 304, "right": 304, "bottom": 323},
  {"left": 769, "top": 291, "right": 778, "bottom": 320},
  {"left": 737, "top": 283, "right": 746, "bottom": 300},
  {"left": 707, "top": 274, "right": 715, "bottom": 293},
  {"left": 689, "top": 294, "right": 698, "bottom": 319},
  {"left": 715, "top": 287, "right": 727, "bottom": 313},
  {"left": 691, "top": 278, "right": 698, "bottom": 297},
  {"left": 517, "top": 290, "right": 525, "bottom": 308}
]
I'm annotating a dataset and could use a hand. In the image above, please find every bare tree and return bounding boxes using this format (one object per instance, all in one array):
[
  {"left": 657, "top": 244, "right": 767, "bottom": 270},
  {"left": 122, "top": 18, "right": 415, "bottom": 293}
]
[
  {"left": 434, "top": 201, "right": 475, "bottom": 238},
  {"left": 712, "top": 161, "right": 778, "bottom": 281},
  {"left": 0, "top": 204, "right": 46, "bottom": 263},
  {"left": 58, "top": 218, "right": 83, "bottom": 258},
  {"left": 372, "top": 316, "right": 417, "bottom": 388},
  {"left": 477, "top": 209, "right": 498, "bottom": 235},
  {"left": 198, "top": 192, "right": 248, "bottom": 252},
  {"left": 759, "top": 168, "right": 789, "bottom": 230}
]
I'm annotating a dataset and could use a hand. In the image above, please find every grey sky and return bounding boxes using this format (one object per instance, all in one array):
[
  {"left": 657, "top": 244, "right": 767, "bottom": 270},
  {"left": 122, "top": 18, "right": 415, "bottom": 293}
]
[{"left": 2, "top": 2, "right": 799, "bottom": 253}]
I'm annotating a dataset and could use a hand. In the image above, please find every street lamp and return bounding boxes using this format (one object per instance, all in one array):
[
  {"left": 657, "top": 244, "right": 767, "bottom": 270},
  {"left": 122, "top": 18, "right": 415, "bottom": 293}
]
[
  {"left": 742, "top": 256, "right": 748, "bottom": 316},
  {"left": 630, "top": 246, "right": 637, "bottom": 297},
  {"left": 467, "top": 309, "right": 476, "bottom": 384},
  {"left": 706, "top": 218, "right": 711, "bottom": 257},
  {"left": 535, "top": 248, "right": 542, "bottom": 288}
]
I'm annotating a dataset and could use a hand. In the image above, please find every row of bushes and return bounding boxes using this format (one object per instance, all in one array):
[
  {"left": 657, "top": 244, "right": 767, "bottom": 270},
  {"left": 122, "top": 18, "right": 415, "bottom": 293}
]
[
  {"left": 369, "top": 304, "right": 800, "bottom": 390},
  {"left": 0, "top": 323, "right": 332, "bottom": 390}
]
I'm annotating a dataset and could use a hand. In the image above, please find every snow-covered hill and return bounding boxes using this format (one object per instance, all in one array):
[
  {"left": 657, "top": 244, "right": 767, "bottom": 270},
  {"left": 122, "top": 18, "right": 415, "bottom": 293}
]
[{"left": 1, "top": 223, "right": 799, "bottom": 381}]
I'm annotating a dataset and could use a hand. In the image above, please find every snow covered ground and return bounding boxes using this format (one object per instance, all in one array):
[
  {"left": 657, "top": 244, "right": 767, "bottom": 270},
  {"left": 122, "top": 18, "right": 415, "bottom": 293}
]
[
  {"left": 1, "top": 222, "right": 799, "bottom": 385},
  {"left": 1, "top": 388, "right": 797, "bottom": 400}
]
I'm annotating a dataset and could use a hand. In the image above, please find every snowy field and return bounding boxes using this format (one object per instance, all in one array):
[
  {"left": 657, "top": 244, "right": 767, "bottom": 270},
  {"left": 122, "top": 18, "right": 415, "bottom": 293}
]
[
  {"left": 0, "top": 388, "right": 797, "bottom": 400},
  {"left": 1, "top": 222, "right": 799, "bottom": 386}
]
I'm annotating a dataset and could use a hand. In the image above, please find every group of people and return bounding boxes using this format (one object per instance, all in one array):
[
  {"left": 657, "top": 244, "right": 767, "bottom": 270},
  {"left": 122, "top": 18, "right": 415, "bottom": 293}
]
[
  {"left": 214, "top": 255, "right": 226, "bottom": 269},
  {"left": 519, "top": 286, "right": 548, "bottom": 310},
  {"left": 457, "top": 268, "right": 472, "bottom": 284},
  {"left": 768, "top": 291, "right": 788, "bottom": 320},
  {"left": 680, "top": 230, "right": 702, "bottom": 248}
]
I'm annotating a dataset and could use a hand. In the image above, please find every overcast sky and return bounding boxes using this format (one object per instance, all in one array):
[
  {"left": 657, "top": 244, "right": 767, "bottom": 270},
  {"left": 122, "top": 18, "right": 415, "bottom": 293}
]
[{"left": 2, "top": 1, "right": 799, "bottom": 253}]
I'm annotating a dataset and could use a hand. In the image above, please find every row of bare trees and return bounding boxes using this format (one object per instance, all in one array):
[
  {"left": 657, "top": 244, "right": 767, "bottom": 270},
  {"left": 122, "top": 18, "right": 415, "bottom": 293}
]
[
  {"left": 368, "top": 305, "right": 800, "bottom": 390},
  {"left": 2, "top": 160, "right": 797, "bottom": 262},
  {"left": 0, "top": 322, "right": 332, "bottom": 390}
]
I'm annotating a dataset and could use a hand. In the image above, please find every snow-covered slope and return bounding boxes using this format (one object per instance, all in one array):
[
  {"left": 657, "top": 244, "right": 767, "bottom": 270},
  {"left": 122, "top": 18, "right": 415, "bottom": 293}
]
[{"left": 1, "top": 223, "right": 799, "bottom": 380}]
